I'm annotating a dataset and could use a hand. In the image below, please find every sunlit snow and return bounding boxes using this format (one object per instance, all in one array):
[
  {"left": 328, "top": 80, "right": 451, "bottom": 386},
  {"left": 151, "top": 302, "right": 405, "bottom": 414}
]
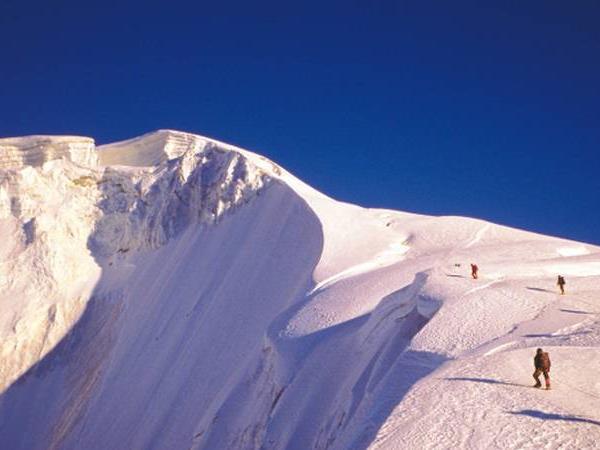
[{"left": 0, "top": 130, "right": 598, "bottom": 449}]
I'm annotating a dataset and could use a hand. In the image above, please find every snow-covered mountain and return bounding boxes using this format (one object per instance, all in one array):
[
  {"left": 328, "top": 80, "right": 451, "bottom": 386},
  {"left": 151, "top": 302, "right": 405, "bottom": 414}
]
[{"left": 0, "top": 130, "right": 599, "bottom": 449}]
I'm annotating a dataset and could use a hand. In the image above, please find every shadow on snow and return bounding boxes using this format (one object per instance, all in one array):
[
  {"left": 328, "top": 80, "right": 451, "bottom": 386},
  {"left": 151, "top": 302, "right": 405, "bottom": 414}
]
[
  {"left": 507, "top": 409, "right": 600, "bottom": 426},
  {"left": 444, "top": 377, "right": 528, "bottom": 388}
]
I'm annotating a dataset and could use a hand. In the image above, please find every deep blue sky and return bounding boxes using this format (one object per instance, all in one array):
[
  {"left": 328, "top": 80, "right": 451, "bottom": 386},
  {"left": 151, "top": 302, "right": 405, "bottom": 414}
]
[{"left": 1, "top": 1, "right": 599, "bottom": 244}]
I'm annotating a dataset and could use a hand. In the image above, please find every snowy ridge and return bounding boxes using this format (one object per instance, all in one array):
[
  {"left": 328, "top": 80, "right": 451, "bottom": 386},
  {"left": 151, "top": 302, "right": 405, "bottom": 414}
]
[
  {"left": 0, "top": 132, "right": 270, "bottom": 394},
  {"left": 0, "top": 130, "right": 599, "bottom": 449},
  {"left": 92, "top": 137, "right": 270, "bottom": 257}
]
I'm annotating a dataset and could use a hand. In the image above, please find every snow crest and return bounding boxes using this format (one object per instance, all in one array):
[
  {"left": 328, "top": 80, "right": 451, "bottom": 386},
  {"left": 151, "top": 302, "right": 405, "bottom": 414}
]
[
  {"left": 91, "top": 136, "right": 270, "bottom": 257},
  {"left": 0, "top": 131, "right": 271, "bottom": 392},
  {"left": 0, "top": 136, "right": 97, "bottom": 170}
]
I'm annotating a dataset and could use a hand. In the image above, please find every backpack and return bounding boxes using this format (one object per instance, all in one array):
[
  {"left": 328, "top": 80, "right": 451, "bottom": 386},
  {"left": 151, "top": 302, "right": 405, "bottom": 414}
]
[{"left": 539, "top": 352, "right": 551, "bottom": 370}]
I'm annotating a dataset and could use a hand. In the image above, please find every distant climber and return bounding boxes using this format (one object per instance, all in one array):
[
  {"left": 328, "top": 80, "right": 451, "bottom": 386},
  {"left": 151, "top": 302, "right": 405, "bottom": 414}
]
[
  {"left": 557, "top": 275, "right": 566, "bottom": 295},
  {"left": 471, "top": 263, "right": 479, "bottom": 279},
  {"left": 533, "top": 348, "right": 551, "bottom": 390}
]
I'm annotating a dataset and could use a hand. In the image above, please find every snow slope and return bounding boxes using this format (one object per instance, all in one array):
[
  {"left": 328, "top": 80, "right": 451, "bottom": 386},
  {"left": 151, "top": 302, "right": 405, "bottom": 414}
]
[{"left": 0, "top": 130, "right": 599, "bottom": 449}]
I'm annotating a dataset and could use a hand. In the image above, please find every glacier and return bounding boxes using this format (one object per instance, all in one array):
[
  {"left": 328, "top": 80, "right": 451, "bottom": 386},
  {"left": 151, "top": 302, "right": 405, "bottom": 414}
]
[{"left": 0, "top": 130, "right": 599, "bottom": 449}]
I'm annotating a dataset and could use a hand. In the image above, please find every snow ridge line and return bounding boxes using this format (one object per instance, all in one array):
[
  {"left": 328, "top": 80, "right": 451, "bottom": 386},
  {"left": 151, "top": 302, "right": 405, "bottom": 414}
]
[{"left": 465, "top": 224, "right": 491, "bottom": 248}]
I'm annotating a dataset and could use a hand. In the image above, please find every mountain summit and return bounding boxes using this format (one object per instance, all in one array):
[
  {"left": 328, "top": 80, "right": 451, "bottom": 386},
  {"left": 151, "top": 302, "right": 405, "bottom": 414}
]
[{"left": 1, "top": 130, "right": 599, "bottom": 449}]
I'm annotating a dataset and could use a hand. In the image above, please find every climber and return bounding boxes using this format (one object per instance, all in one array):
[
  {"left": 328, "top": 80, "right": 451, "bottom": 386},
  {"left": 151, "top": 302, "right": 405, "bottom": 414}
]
[
  {"left": 557, "top": 275, "right": 566, "bottom": 295},
  {"left": 471, "top": 263, "right": 479, "bottom": 279},
  {"left": 533, "top": 348, "right": 551, "bottom": 390}
]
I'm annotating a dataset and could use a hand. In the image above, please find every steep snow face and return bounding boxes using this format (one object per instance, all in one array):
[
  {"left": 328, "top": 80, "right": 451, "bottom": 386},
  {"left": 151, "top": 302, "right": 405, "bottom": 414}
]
[
  {"left": 92, "top": 135, "right": 269, "bottom": 257},
  {"left": 1, "top": 130, "right": 600, "bottom": 450},
  {"left": 0, "top": 159, "right": 102, "bottom": 392},
  {"left": 0, "top": 132, "right": 271, "bottom": 395}
]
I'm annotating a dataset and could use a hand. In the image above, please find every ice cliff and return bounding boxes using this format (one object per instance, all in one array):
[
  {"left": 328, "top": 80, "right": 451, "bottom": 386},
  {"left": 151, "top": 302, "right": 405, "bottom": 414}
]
[{"left": 0, "top": 131, "right": 271, "bottom": 393}]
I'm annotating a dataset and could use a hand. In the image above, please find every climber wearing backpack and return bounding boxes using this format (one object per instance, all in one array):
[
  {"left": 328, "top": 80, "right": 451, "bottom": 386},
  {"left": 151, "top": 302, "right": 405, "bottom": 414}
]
[
  {"left": 533, "top": 348, "right": 551, "bottom": 390},
  {"left": 557, "top": 275, "right": 566, "bottom": 295},
  {"left": 471, "top": 263, "right": 479, "bottom": 279}
]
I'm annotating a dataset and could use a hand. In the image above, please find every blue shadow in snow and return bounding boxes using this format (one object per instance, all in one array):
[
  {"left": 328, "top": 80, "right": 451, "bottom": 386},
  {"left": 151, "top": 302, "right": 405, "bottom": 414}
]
[
  {"left": 559, "top": 308, "right": 592, "bottom": 315},
  {"left": 445, "top": 377, "right": 527, "bottom": 388},
  {"left": 345, "top": 350, "right": 449, "bottom": 450},
  {"left": 524, "top": 330, "right": 591, "bottom": 339},
  {"left": 508, "top": 410, "right": 600, "bottom": 426},
  {"left": 526, "top": 287, "right": 553, "bottom": 293}
]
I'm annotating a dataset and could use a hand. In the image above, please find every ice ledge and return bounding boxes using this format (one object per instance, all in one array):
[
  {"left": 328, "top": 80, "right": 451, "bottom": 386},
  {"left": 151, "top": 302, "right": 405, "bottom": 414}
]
[
  {"left": 0, "top": 129, "right": 279, "bottom": 175},
  {"left": 0, "top": 135, "right": 97, "bottom": 170},
  {"left": 0, "top": 130, "right": 212, "bottom": 171},
  {"left": 97, "top": 130, "right": 207, "bottom": 167}
]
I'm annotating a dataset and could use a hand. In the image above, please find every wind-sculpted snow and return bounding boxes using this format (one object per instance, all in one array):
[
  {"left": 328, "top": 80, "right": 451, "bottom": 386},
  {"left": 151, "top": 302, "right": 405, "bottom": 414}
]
[
  {"left": 1, "top": 130, "right": 599, "bottom": 449},
  {"left": 91, "top": 140, "right": 269, "bottom": 257},
  {"left": 98, "top": 129, "right": 211, "bottom": 167},
  {"left": 0, "top": 132, "right": 270, "bottom": 394},
  {"left": 0, "top": 136, "right": 97, "bottom": 170}
]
